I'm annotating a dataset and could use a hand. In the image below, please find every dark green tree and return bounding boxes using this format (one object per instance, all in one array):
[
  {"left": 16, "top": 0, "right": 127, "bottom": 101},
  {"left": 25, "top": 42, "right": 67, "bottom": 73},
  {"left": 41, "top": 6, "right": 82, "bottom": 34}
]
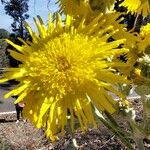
[
  {"left": 1, "top": 0, "right": 29, "bottom": 38},
  {"left": 0, "top": 28, "right": 9, "bottom": 39}
]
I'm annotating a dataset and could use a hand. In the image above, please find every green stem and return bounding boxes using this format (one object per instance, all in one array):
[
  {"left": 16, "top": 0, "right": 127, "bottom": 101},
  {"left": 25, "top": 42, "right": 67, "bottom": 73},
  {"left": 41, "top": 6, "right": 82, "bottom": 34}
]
[
  {"left": 67, "top": 119, "right": 78, "bottom": 150},
  {"left": 128, "top": 120, "right": 145, "bottom": 150},
  {"left": 135, "top": 138, "right": 145, "bottom": 150},
  {"left": 141, "top": 96, "right": 148, "bottom": 120},
  {"left": 141, "top": 95, "right": 150, "bottom": 131},
  {"left": 97, "top": 114, "right": 134, "bottom": 150},
  {"left": 104, "top": 111, "right": 131, "bottom": 137}
]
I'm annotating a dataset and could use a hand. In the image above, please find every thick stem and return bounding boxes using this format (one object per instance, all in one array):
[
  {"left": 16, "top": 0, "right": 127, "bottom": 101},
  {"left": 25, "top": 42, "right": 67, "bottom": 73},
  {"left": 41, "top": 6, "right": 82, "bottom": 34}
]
[
  {"left": 141, "top": 96, "right": 148, "bottom": 120},
  {"left": 135, "top": 138, "right": 145, "bottom": 150},
  {"left": 96, "top": 112, "right": 134, "bottom": 150},
  {"left": 104, "top": 111, "right": 131, "bottom": 137},
  {"left": 67, "top": 119, "right": 78, "bottom": 150},
  {"left": 141, "top": 95, "right": 150, "bottom": 130},
  {"left": 128, "top": 120, "right": 145, "bottom": 150}
]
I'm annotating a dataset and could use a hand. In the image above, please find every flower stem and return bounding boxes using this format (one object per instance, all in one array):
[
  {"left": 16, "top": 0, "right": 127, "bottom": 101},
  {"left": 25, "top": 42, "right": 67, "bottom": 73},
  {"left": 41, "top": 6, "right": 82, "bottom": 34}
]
[
  {"left": 95, "top": 110, "right": 134, "bottom": 150},
  {"left": 135, "top": 138, "right": 145, "bottom": 150},
  {"left": 67, "top": 119, "right": 78, "bottom": 150}
]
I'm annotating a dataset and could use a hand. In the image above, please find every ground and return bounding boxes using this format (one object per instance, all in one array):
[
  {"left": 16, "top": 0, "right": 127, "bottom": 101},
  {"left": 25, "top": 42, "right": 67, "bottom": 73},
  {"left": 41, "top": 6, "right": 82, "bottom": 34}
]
[
  {"left": 0, "top": 99, "right": 150, "bottom": 150},
  {"left": 0, "top": 114, "right": 126, "bottom": 150}
]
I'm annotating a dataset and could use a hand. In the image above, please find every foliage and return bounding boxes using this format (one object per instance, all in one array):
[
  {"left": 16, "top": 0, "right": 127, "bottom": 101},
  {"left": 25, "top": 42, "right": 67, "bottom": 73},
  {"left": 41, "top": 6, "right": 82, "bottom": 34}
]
[
  {"left": 1, "top": 0, "right": 29, "bottom": 38},
  {"left": 0, "top": 29, "right": 9, "bottom": 68},
  {"left": 0, "top": 28, "right": 9, "bottom": 39}
]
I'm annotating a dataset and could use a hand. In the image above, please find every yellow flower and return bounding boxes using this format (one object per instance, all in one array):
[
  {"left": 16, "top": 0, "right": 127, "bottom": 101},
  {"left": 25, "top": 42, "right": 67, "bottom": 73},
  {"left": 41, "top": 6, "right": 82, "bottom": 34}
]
[
  {"left": 100, "top": 12, "right": 139, "bottom": 75},
  {"left": 100, "top": 12, "right": 138, "bottom": 49},
  {"left": 120, "top": 0, "right": 150, "bottom": 17},
  {"left": 89, "top": 0, "right": 115, "bottom": 13},
  {"left": 130, "top": 68, "right": 150, "bottom": 85},
  {"left": 57, "top": 0, "right": 92, "bottom": 16},
  {"left": 0, "top": 14, "right": 129, "bottom": 141},
  {"left": 137, "top": 23, "right": 150, "bottom": 52},
  {"left": 57, "top": 0, "right": 115, "bottom": 17},
  {"left": 140, "top": 23, "right": 150, "bottom": 37}
]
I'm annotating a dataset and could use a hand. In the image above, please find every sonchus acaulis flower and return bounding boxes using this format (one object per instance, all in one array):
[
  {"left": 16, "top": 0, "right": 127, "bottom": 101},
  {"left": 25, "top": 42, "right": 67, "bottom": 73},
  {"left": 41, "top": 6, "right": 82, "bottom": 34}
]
[
  {"left": 57, "top": 0, "right": 115, "bottom": 17},
  {"left": 57, "top": 0, "right": 92, "bottom": 16},
  {"left": 89, "top": 0, "right": 115, "bottom": 13},
  {"left": 120, "top": 0, "right": 150, "bottom": 17},
  {"left": 0, "top": 14, "right": 129, "bottom": 141},
  {"left": 137, "top": 23, "right": 150, "bottom": 53}
]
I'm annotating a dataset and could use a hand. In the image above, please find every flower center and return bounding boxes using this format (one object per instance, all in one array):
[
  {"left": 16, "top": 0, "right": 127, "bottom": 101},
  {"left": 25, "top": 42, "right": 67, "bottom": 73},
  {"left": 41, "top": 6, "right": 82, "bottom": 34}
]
[{"left": 57, "top": 56, "right": 71, "bottom": 72}]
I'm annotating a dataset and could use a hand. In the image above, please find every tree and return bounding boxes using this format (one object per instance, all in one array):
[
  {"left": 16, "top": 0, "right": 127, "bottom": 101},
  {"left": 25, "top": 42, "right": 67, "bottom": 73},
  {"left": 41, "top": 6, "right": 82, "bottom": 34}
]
[
  {"left": 1, "top": 0, "right": 29, "bottom": 38},
  {"left": 0, "top": 28, "right": 9, "bottom": 39},
  {"left": 1, "top": 0, "right": 30, "bottom": 67},
  {"left": 0, "top": 29, "right": 10, "bottom": 69}
]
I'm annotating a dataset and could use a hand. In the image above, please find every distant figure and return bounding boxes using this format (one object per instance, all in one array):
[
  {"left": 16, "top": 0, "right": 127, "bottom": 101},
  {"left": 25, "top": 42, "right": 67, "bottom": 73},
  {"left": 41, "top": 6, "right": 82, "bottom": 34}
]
[
  {"left": 12, "top": 96, "right": 25, "bottom": 123},
  {"left": 15, "top": 102, "right": 25, "bottom": 123}
]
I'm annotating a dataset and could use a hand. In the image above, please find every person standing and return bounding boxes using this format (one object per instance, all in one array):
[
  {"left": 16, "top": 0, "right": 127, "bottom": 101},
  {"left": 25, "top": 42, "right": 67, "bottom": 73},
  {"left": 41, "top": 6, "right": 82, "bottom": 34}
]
[
  {"left": 12, "top": 95, "right": 25, "bottom": 123},
  {"left": 15, "top": 102, "right": 25, "bottom": 123}
]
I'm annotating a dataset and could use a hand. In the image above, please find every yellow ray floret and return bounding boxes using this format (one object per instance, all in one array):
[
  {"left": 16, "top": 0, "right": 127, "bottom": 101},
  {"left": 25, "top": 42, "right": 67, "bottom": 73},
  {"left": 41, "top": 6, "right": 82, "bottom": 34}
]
[
  {"left": 0, "top": 14, "right": 129, "bottom": 141},
  {"left": 89, "top": 0, "right": 115, "bottom": 13},
  {"left": 136, "top": 23, "right": 150, "bottom": 52},
  {"left": 57, "top": 0, "right": 92, "bottom": 16},
  {"left": 57, "top": 0, "right": 116, "bottom": 16},
  {"left": 120, "top": 0, "right": 150, "bottom": 17}
]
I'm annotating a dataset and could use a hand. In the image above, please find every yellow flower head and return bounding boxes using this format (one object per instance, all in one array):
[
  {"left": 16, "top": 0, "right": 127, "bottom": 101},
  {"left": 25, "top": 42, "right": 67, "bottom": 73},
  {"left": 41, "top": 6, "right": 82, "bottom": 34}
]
[
  {"left": 120, "top": 0, "right": 150, "bottom": 17},
  {"left": 0, "top": 14, "right": 129, "bottom": 141},
  {"left": 140, "top": 23, "right": 150, "bottom": 37},
  {"left": 57, "top": 0, "right": 92, "bottom": 16},
  {"left": 89, "top": 0, "right": 115, "bottom": 13},
  {"left": 101, "top": 12, "right": 139, "bottom": 75},
  {"left": 57, "top": 0, "right": 115, "bottom": 17},
  {"left": 137, "top": 23, "right": 150, "bottom": 52}
]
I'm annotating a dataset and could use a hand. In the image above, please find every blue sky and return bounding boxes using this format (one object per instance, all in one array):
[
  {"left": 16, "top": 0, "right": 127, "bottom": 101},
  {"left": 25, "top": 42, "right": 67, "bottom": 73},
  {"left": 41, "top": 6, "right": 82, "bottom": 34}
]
[{"left": 0, "top": 0, "right": 58, "bottom": 32}]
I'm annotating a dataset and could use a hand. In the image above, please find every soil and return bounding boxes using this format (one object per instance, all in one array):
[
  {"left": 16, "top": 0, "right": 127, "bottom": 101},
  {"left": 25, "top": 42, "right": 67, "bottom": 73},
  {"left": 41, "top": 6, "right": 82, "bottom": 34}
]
[{"left": 0, "top": 99, "right": 150, "bottom": 150}]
